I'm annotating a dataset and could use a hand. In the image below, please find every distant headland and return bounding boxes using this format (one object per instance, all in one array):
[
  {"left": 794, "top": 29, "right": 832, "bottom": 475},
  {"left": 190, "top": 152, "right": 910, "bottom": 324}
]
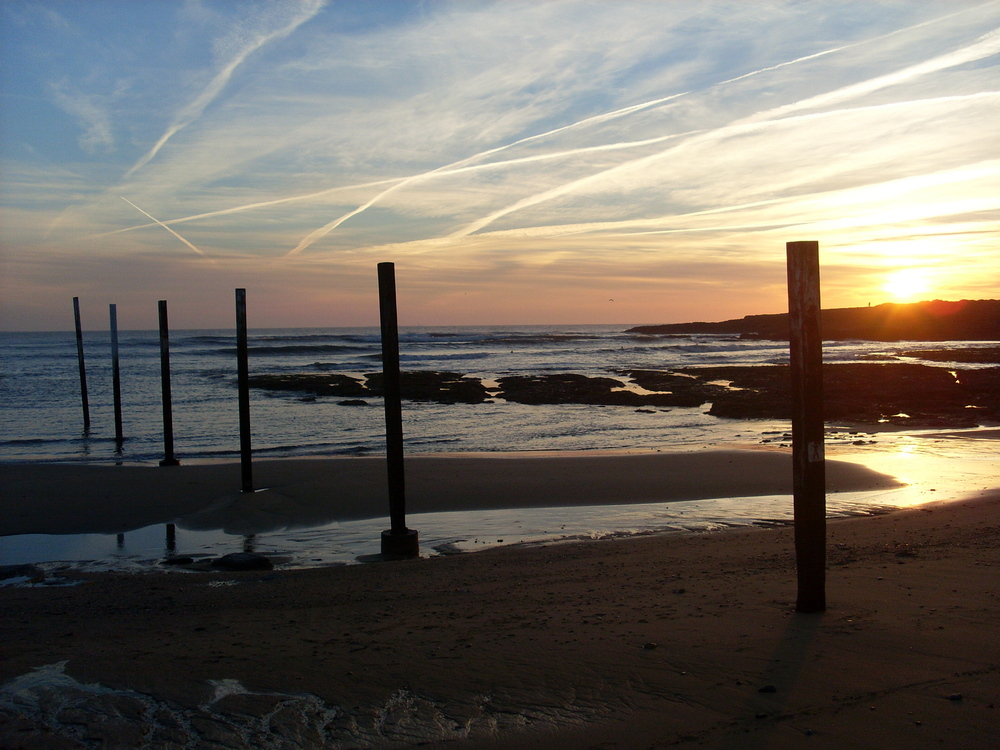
[{"left": 627, "top": 299, "right": 1000, "bottom": 341}]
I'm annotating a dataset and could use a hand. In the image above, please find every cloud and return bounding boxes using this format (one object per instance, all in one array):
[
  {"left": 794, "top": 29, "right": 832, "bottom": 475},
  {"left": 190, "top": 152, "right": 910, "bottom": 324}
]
[
  {"left": 49, "top": 83, "right": 115, "bottom": 154},
  {"left": 125, "top": 0, "right": 327, "bottom": 177},
  {"left": 3, "top": 1, "right": 1000, "bottom": 328}
]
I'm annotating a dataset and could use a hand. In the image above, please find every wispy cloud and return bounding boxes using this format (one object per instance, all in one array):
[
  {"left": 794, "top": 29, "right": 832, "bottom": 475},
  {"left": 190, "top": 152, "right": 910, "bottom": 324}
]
[
  {"left": 447, "top": 30, "right": 1000, "bottom": 239},
  {"left": 49, "top": 83, "right": 115, "bottom": 154},
  {"left": 124, "top": 0, "right": 327, "bottom": 177}
]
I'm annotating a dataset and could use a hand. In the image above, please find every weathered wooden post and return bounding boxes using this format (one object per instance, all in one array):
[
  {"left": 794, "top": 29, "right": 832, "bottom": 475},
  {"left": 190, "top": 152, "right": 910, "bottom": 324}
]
[
  {"left": 378, "top": 262, "right": 419, "bottom": 558},
  {"left": 786, "top": 240, "right": 826, "bottom": 613},
  {"left": 235, "top": 288, "right": 253, "bottom": 493},
  {"left": 72, "top": 297, "right": 90, "bottom": 432},
  {"left": 109, "top": 304, "right": 124, "bottom": 449},
  {"left": 158, "top": 300, "right": 180, "bottom": 467}
]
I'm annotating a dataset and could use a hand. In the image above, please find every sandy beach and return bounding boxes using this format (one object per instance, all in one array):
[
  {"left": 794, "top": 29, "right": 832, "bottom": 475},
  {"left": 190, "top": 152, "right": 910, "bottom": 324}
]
[
  {"left": 2, "top": 447, "right": 998, "bottom": 748},
  {"left": 1, "top": 450, "right": 904, "bottom": 537}
]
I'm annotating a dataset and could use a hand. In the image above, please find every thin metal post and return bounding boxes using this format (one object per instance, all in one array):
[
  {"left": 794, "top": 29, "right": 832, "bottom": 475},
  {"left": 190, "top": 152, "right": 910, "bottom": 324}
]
[
  {"left": 110, "top": 304, "right": 124, "bottom": 449},
  {"left": 378, "top": 262, "right": 418, "bottom": 557},
  {"left": 73, "top": 297, "right": 90, "bottom": 432},
  {"left": 786, "top": 240, "right": 826, "bottom": 613},
  {"left": 158, "top": 300, "right": 180, "bottom": 466},
  {"left": 236, "top": 288, "right": 253, "bottom": 493}
]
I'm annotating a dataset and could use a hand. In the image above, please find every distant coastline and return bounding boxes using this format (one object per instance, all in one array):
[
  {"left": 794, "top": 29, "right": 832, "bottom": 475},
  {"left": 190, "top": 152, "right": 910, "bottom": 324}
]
[{"left": 628, "top": 299, "right": 1000, "bottom": 341}]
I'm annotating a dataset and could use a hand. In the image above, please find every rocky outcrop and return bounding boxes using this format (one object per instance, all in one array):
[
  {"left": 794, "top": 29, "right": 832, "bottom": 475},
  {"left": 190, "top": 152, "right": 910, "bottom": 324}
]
[
  {"left": 364, "top": 371, "right": 488, "bottom": 404},
  {"left": 245, "top": 359, "right": 999, "bottom": 426},
  {"left": 247, "top": 373, "right": 367, "bottom": 397},
  {"left": 673, "top": 363, "right": 998, "bottom": 426},
  {"left": 248, "top": 371, "right": 488, "bottom": 404},
  {"left": 497, "top": 373, "right": 709, "bottom": 407}
]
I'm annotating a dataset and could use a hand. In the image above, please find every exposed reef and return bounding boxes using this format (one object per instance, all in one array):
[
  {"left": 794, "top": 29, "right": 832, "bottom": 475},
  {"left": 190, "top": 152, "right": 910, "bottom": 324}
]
[
  {"left": 248, "top": 371, "right": 488, "bottom": 404},
  {"left": 898, "top": 346, "right": 1000, "bottom": 364},
  {"left": 246, "top": 360, "right": 999, "bottom": 428},
  {"left": 496, "top": 373, "right": 711, "bottom": 407},
  {"left": 244, "top": 346, "right": 1000, "bottom": 427},
  {"left": 247, "top": 373, "right": 367, "bottom": 398},
  {"left": 363, "top": 371, "right": 488, "bottom": 404},
  {"left": 675, "top": 363, "right": 999, "bottom": 426}
]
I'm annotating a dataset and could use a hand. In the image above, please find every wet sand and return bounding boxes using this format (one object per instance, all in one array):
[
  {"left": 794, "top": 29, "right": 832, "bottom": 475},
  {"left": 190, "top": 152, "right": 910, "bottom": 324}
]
[
  {"left": 1, "top": 449, "right": 999, "bottom": 748},
  {"left": 2, "top": 449, "right": 902, "bottom": 536}
]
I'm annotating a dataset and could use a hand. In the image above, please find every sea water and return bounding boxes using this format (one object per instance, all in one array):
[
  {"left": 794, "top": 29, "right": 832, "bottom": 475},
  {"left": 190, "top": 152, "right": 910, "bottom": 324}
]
[
  {"left": 0, "top": 325, "right": 983, "bottom": 464},
  {"left": 2, "top": 326, "right": 996, "bottom": 571}
]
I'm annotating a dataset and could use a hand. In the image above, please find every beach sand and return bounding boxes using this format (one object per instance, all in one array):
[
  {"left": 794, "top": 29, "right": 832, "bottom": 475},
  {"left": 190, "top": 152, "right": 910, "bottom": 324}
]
[
  {"left": 2, "top": 449, "right": 902, "bottom": 536},
  {"left": 1, "top": 449, "right": 998, "bottom": 748}
]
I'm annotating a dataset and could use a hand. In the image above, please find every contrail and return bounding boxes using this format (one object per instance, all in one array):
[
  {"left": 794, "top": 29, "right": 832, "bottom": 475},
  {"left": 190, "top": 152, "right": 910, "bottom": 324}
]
[
  {"left": 449, "top": 37, "right": 1000, "bottom": 242},
  {"left": 281, "top": 32, "right": 907, "bottom": 256},
  {"left": 106, "top": 132, "right": 689, "bottom": 246},
  {"left": 282, "top": 129, "right": 705, "bottom": 256},
  {"left": 95, "top": 177, "right": 402, "bottom": 239},
  {"left": 470, "top": 147, "right": 1000, "bottom": 242},
  {"left": 120, "top": 197, "right": 205, "bottom": 256},
  {"left": 125, "top": 0, "right": 326, "bottom": 178},
  {"left": 287, "top": 3, "right": 1000, "bottom": 253},
  {"left": 133, "top": 13, "right": 949, "bottom": 255},
  {"left": 746, "top": 27, "right": 1000, "bottom": 125}
]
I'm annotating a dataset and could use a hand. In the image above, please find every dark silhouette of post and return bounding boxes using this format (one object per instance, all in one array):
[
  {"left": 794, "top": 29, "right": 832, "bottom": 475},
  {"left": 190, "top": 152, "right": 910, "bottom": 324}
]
[
  {"left": 158, "top": 300, "right": 180, "bottom": 466},
  {"left": 72, "top": 297, "right": 90, "bottom": 432},
  {"left": 377, "top": 262, "right": 419, "bottom": 558},
  {"left": 236, "top": 288, "right": 253, "bottom": 493},
  {"left": 786, "top": 240, "right": 826, "bottom": 613},
  {"left": 109, "top": 304, "right": 124, "bottom": 450}
]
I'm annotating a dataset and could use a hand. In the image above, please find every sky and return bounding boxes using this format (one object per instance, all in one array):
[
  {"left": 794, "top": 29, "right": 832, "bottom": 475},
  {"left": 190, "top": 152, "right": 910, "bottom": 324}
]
[{"left": 1, "top": 0, "right": 999, "bottom": 330}]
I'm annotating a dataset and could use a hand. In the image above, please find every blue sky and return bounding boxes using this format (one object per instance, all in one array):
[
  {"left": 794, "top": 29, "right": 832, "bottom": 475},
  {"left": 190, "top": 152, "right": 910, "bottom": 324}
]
[{"left": 2, "top": 0, "right": 999, "bottom": 330}]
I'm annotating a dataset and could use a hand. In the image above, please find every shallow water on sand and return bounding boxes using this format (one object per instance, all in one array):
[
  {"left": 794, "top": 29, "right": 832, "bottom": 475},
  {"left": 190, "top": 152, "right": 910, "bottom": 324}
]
[{"left": 3, "top": 433, "right": 996, "bottom": 575}]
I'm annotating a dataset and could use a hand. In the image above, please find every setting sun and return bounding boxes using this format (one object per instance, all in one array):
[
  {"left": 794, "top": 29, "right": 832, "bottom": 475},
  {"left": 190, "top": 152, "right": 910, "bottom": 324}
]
[{"left": 882, "top": 268, "right": 932, "bottom": 301}]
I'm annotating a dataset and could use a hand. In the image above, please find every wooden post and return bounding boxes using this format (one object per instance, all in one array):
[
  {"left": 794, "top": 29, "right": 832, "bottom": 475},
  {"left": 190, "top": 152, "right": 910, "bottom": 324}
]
[
  {"left": 236, "top": 288, "right": 253, "bottom": 493},
  {"left": 158, "top": 300, "right": 180, "bottom": 466},
  {"left": 72, "top": 297, "right": 90, "bottom": 432},
  {"left": 378, "top": 262, "right": 419, "bottom": 558},
  {"left": 786, "top": 240, "right": 826, "bottom": 613},
  {"left": 109, "top": 304, "right": 124, "bottom": 449}
]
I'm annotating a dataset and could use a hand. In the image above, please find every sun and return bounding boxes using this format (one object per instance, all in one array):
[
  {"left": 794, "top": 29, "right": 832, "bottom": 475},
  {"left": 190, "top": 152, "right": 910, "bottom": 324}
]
[{"left": 882, "top": 268, "right": 931, "bottom": 302}]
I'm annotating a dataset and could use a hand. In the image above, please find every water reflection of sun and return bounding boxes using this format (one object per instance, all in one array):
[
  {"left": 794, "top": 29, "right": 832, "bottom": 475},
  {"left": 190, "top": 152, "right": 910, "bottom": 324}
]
[{"left": 882, "top": 268, "right": 931, "bottom": 301}]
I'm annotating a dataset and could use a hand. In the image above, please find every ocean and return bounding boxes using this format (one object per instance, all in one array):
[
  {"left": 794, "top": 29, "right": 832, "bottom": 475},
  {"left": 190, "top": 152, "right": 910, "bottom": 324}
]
[
  {"left": 0, "top": 325, "right": 977, "bottom": 465},
  {"left": 4, "top": 325, "right": 999, "bottom": 570}
]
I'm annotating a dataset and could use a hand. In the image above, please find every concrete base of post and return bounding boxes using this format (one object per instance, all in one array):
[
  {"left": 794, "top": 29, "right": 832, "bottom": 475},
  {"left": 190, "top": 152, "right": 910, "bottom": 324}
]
[
  {"left": 159, "top": 458, "right": 180, "bottom": 467},
  {"left": 381, "top": 528, "right": 419, "bottom": 559}
]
